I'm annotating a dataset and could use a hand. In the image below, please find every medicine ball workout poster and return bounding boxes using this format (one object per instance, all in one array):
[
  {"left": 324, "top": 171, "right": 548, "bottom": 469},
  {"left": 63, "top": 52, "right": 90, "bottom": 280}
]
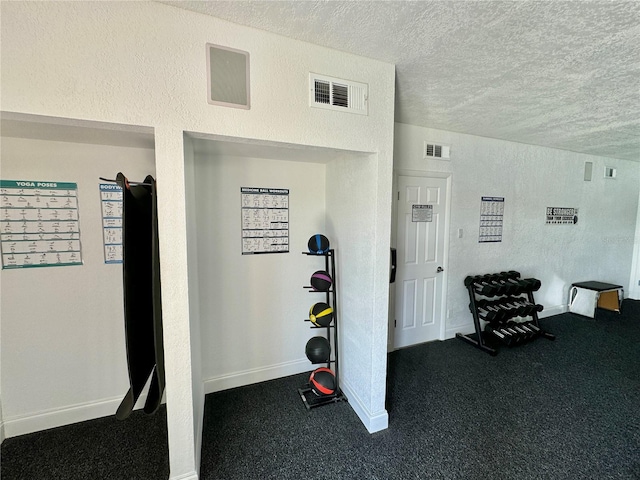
[{"left": 241, "top": 187, "right": 289, "bottom": 254}]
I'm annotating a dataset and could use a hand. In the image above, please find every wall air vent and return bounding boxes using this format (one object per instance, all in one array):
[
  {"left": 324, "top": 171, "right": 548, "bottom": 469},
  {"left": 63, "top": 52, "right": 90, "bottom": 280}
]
[
  {"left": 424, "top": 142, "right": 450, "bottom": 160},
  {"left": 310, "top": 73, "right": 368, "bottom": 115}
]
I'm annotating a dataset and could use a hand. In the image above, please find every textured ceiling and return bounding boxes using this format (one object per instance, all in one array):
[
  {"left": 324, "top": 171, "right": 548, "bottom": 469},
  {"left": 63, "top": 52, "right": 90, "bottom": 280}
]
[{"left": 161, "top": 1, "right": 640, "bottom": 162}]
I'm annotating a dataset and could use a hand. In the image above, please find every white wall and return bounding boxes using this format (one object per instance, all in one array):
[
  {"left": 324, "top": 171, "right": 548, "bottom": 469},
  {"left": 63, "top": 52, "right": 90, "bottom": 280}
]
[
  {"left": 629, "top": 184, "right": 640, "bottom": 299},
  {"left": 1, "top": 2, "right": 395, "bottom": 474},
  {"left": 0, "top": 136, "right": 155, "bottom": 436},
  {"left": 393, "top": 123, "right": 640, "bottom": 337},
  {"left": 326, "top": 153, "right": 391, "bottom": 432},
  {"left": 192, "top": 151, "right": 327, "bottom": 390},
  {"left": 183, "top": 138, "right": 203, "bottom": 475}
]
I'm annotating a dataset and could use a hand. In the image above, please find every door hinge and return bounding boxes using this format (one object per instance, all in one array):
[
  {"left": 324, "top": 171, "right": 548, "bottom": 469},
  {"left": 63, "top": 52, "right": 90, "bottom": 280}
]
[
  {"left": 394, "top": 319, "right": 397, "bottom": 328},
  {"left": 397, "top": 191, "right": 400, "bottom": 201}
]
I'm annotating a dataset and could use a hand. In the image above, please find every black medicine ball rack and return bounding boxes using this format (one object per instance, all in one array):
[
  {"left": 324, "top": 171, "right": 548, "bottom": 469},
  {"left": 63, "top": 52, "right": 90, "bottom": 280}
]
[
  {"left": 456, "top": 271, "right": 555, "bottom": 356},
  {"left": 298, "top": 248, "right": 346, "bottom": 409}
]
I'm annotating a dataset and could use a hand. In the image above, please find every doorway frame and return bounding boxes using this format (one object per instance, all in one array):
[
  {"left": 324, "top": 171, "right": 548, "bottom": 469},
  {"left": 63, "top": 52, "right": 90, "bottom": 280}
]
[{"left": 389, "top": 169, "right": 453, "bottom": 349}]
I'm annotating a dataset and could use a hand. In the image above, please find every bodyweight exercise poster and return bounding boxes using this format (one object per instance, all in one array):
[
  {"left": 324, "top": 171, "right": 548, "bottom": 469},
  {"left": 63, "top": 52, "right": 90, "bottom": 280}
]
[
  {"left": 100, "top": 183, "right": 123, "bottom": 263},
  {"left": 241, "top": 187, "right": 289, "bottom": 254}
]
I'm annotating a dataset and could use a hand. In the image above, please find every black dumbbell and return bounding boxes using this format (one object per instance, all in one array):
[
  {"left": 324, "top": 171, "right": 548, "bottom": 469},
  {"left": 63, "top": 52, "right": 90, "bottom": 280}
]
[
  {"left": 512, "top": 321, "right": 537, "bottom": 341},
  {"left": 464, "top": 275, "right": 480, "bottom": 287},
  {"left": 502, "top": 299, "right": 529, "bottom": 315},
  {"left": 479, "top": 299, "right": 517, "bottom": 320},
  {"left": 500, "top": 270, "right": 521, "bottom": 279},
  {"left": 505, "top": 321, "right": 531, "bottom": 343},
  {"left": 490, "top": 275, "right": 521, "bottom": 295},
  {"left": 510, "top": 299, "right": 544, "bottom": 316},
  {"left": 500, "top": 274, "right": 541, "bottom": 294},
  {"left": 474, "top": 282, "right": 500, "bottom": 297},
  {"left": 493, "top": 300, "right": 524, "bottom": 320},
  {"left": 465, "top": 275, "right": 499, "bottom": 296},
  {"left": 519, "top": 278, "right": 541, "bottom": 292},
  {"left": 522, "top": 321, "right": 541, "bottom": 336},
  {"left": 503, "top": 278, "right": 528, "bottom": 295},
  {"left": 506, "top": 299, "right": 535, "bottom": 316},
  {"left": 475, "top": 275, "right": 506, "bottom": 296},
  {"left": 471, "top": 302, "right": 506, "bottom": 323},
  {"left": 518, "top": 322, "right": 537, "bottom": 340},
  {"left": 485, "top": 323, "right": 514, "bottom": 346}
]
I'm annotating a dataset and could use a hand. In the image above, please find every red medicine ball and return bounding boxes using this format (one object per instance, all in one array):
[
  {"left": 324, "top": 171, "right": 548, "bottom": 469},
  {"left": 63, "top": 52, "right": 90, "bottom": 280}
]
[{"left": 309, "top": 367, "right": 336, "bottom": 396}]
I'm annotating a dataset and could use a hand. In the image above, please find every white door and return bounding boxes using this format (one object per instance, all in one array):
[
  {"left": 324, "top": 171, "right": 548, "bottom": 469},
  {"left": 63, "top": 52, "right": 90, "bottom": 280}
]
[{"left": 394, "top": 175, "right": 448, "bottom": 348}]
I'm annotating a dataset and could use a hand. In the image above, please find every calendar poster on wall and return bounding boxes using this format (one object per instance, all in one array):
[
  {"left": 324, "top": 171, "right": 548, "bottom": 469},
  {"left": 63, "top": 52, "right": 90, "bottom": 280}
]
[
  {"left": 241, "top": 187, "right": 289, "bottom": 254},
  {"left": 1, "top": 179, "right": 83, "bottom": 269},
  {"left": 479, "top": 196, "right": 504, "bottom": 243}
]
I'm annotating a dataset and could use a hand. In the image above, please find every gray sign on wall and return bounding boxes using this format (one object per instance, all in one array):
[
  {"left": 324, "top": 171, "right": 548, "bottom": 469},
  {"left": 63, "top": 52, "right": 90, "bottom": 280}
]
[
  {"left": 546, "top": 207, "right": 579, "bottom": 225},
  {"left": 412, "top": 204, "right": 433, "bottom": 222}
]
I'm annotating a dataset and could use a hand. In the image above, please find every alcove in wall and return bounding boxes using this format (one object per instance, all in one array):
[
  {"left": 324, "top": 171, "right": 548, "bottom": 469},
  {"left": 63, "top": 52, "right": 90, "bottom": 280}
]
[
  {"left": 0, "top": 112, "right": 160, "bottom": 439},
  {"left": 183, "top": 132, "right": 387, "bottom": 431}
]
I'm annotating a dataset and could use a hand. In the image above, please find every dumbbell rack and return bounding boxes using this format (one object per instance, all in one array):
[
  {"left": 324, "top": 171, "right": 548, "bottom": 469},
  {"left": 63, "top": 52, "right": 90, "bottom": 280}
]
[
  {"left": 298, "top": 249, "right": 346, "bottom": 409},
  {"left": 456, "top": 272, "right": 555, "bottom": 356}
]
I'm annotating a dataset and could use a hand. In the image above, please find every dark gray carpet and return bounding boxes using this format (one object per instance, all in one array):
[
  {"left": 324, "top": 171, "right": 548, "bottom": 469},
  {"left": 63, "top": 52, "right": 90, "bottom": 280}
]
[
  {"left": 2, "top": 300, "right": 639, "bottom": 479},
  {"left": 1, "top": 405, "right": 169, "bottom": 479},
  {"left": 201, "top": 300, "right": 640, "bottom": 480}
]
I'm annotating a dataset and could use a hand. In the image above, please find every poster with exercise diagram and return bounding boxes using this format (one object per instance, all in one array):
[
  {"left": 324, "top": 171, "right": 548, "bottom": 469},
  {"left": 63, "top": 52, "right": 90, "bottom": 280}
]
[
  {"left": 1, "top": 179, "right": 82, "bottom": 269},
  {"left": 479, "top": 196, "right": 504, "bottom": 243},
  {"left": 100, "top": 183, "right": 123, "bottom": 263},
  {"left": 241, "top": 187, "right": 289, "bottom": 254}
]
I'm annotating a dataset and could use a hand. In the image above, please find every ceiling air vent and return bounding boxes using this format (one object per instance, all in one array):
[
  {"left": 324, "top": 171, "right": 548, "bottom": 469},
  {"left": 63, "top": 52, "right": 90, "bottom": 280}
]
[
  {"left": 424, "top": 142, "right": 450, "bottom": 160},
  {"left": 310, "top": 73, "right": 368, "bottom": 115},
  {"left": 604, "top": 166, "right": 617, "bottom": 179}
]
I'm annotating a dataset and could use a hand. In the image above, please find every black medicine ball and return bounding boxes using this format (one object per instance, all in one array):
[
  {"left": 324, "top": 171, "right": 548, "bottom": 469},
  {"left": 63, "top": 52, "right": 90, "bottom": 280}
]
[
  {"left": 308, "top": 234, "right": 330, "bottom": 254},
  {"left": 309, "top": 302, "right": 333, "bottom": 327},
  {"left": 310, "top": 270, "right": 332, "bottom": 291},
  {"left": 305, "top": 336, "right": 331, "bottom": 363}
]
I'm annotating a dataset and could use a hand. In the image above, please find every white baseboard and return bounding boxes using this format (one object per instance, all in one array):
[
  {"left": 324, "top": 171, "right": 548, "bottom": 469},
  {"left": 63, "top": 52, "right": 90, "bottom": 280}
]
[
  {"left": 445, "top": 325, "right": 465, "bottom": 339},
  {"left": 0, "top": 396, "right": 4, "bottom": 444},
  {"left": 203, "top": 358, "right": 312, "bottom": 394},
  {"left": 169, "top": 471, "right": 198, "bottom": 480},
  {"left": 539, "top": 304, "right": 568, "bottom": 318},
  {"left": 3, "top": 392, "right": 149, "bottom": 439},
  {"left": 340, "top": 379, "right": 388, "bottom": 434}
]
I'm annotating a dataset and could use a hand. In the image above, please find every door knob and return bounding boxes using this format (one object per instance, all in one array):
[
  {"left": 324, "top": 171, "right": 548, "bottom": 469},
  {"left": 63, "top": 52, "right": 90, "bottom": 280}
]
[{"left": 437, "top": 266, "right": 444, "bottom": 273}]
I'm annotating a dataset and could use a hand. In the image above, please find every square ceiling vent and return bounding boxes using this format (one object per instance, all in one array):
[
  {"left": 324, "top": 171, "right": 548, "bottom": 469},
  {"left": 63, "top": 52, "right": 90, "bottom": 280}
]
[{"left": 309, "top": 73, "right": 368, "bottom": 115}]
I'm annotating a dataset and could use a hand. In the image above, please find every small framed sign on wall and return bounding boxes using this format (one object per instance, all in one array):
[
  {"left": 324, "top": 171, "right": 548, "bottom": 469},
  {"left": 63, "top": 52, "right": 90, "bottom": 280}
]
[{"left": 546, "top": 207, "right": 579, "bottom": 225}]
